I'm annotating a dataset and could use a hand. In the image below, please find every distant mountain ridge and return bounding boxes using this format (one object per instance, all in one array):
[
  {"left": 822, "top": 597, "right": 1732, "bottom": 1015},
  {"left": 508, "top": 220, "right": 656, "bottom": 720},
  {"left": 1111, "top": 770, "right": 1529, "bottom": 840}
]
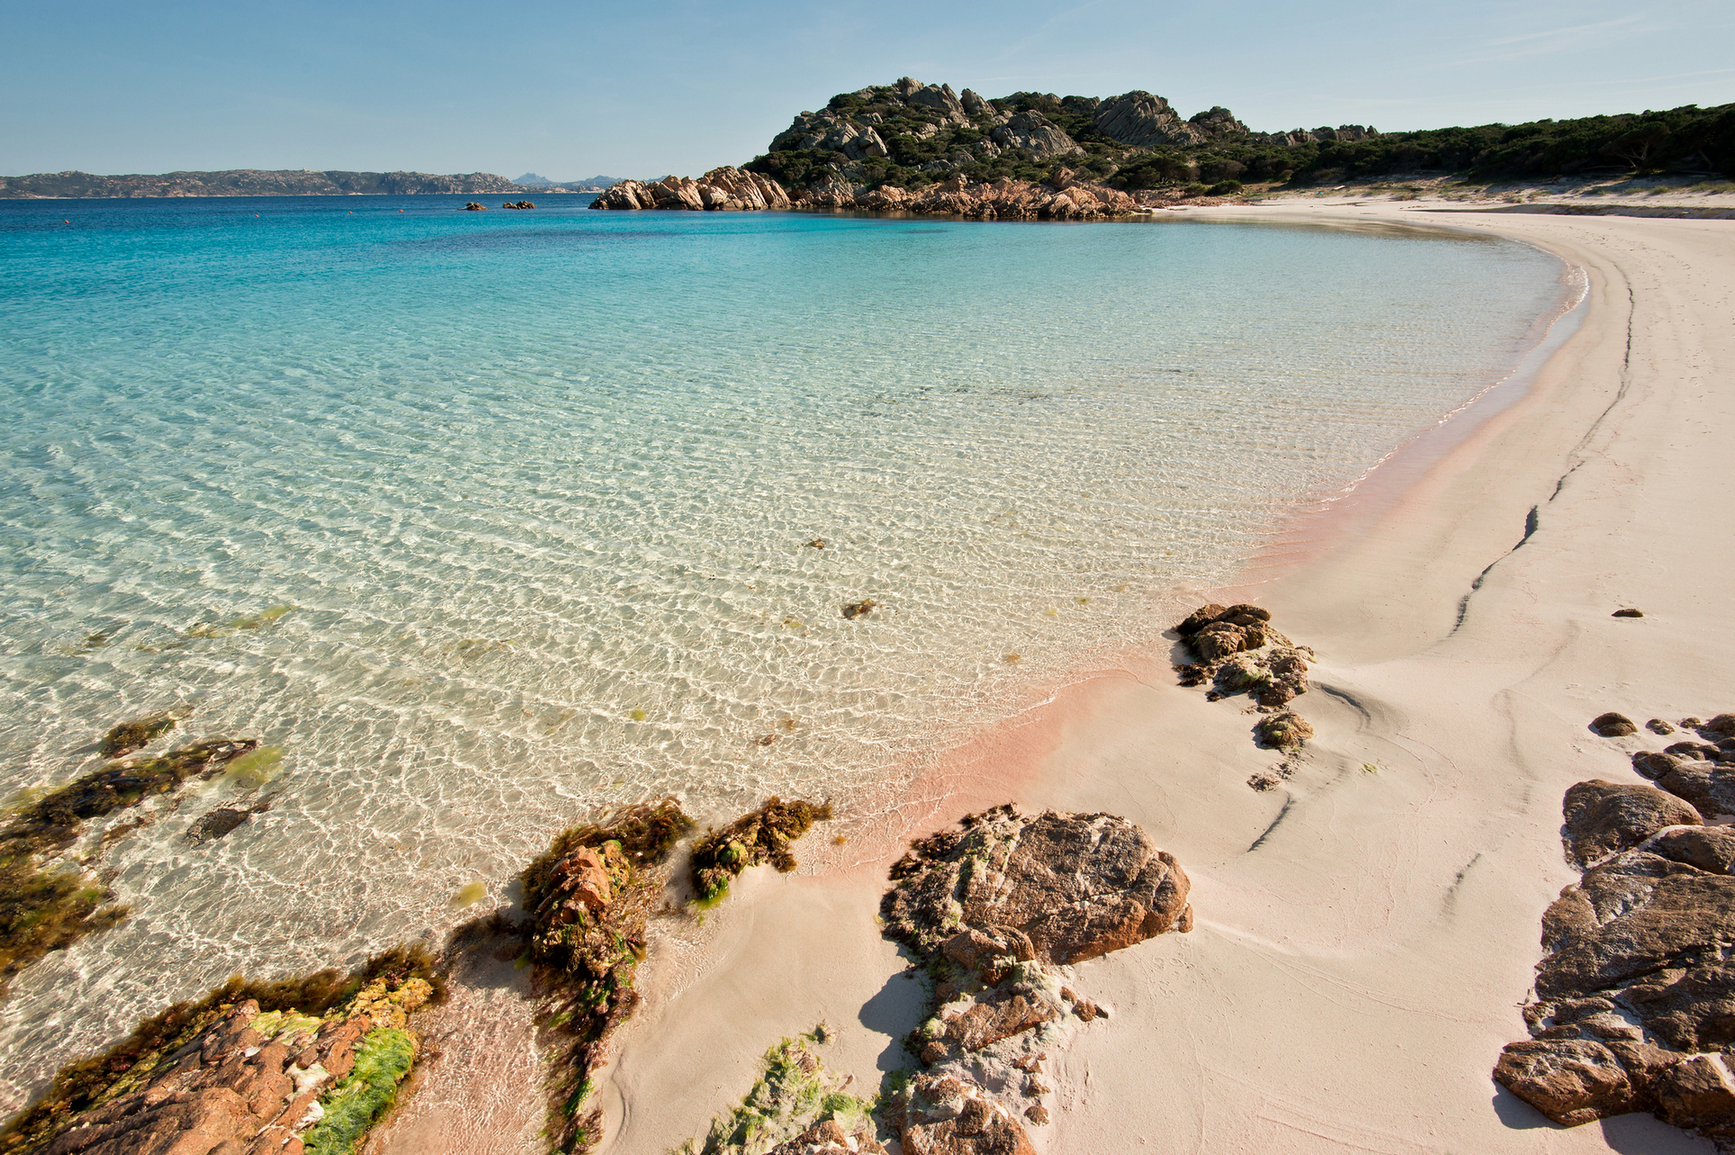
[
  {"left": 515, "top": 173, "right": 624, "bottom": 189},
  {"left": 0, "top": 169, "right": 542, "bottom": 199}
]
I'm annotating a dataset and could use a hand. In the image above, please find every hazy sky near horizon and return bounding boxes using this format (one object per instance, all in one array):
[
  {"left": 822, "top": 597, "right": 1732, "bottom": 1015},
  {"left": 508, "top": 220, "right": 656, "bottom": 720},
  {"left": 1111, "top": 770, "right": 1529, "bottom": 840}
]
[{"left": 2, "top": 0, "right": 1730, "bottom": 178}]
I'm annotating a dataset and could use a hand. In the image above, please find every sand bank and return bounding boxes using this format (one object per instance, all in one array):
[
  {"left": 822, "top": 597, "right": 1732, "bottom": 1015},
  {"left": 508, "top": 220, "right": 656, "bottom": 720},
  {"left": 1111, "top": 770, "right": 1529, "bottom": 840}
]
[{"left": 577, "top": 202, "right": 1735, "bottom": 1154}]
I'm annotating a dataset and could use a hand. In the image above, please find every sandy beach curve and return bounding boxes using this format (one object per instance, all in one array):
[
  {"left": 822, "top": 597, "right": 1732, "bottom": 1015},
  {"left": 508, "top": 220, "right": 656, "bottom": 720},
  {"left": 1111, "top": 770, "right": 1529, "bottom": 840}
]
[{"left": 376, "top": 202, "right": 1734, "bottom": 1155}]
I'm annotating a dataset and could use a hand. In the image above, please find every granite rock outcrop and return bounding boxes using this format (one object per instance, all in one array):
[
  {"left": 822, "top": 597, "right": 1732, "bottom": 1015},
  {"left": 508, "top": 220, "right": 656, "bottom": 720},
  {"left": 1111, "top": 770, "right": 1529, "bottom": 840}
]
[
  {"left": 0, "top": 948, "right": 437, "bottom": 1155},
  {"left": 880, "top": 805, "right": 1191, "bottom": 1151},
  {"left": 590, "top": 167, "right": 791, "bottom": 212},
  {"left": 1497, "top": 729, "right": 1735, "bottom": 1150}
]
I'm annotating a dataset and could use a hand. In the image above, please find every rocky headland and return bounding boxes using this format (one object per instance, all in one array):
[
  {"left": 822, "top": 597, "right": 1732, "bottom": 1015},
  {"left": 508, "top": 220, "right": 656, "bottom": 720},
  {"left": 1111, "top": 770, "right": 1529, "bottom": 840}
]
[{"left": 585, "top": 77, "right": 1731, "bottom": 218}]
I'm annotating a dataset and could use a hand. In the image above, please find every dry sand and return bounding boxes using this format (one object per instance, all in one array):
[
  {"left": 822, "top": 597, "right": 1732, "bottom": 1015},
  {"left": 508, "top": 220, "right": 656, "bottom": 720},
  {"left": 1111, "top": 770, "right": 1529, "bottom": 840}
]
[{"left": 402, "top": 202, "right": 1735, "bottom": 1154}]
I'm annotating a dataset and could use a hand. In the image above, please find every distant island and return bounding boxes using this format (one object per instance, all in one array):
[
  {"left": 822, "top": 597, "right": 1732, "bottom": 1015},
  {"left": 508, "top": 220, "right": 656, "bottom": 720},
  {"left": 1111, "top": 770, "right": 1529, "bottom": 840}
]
[{"left": 0, "top": 169, "right": 549, "bottom": 199}]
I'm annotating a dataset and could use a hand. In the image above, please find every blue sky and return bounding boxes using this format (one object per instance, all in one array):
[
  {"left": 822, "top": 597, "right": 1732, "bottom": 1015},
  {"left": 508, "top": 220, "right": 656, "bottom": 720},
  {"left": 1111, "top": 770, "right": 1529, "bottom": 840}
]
[{"left": 2, "top": 0, "right": 1730, "bottom": 178}]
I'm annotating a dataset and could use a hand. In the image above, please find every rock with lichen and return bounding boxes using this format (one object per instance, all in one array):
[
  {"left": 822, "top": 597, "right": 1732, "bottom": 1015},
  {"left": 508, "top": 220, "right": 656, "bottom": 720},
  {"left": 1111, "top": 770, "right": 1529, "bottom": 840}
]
[
  {"left": 0, "top": 947, "right": 438, "bottom": 1155},
  {"left": 880, "top": 805, "right": 1191, "bottom": 1148}
]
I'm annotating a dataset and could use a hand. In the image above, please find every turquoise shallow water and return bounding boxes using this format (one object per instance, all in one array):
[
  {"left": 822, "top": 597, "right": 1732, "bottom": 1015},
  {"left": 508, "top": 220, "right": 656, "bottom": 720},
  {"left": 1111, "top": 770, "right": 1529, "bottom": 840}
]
[{"left": 0, "top": 193, "right": 1566, "bottom": 1100}]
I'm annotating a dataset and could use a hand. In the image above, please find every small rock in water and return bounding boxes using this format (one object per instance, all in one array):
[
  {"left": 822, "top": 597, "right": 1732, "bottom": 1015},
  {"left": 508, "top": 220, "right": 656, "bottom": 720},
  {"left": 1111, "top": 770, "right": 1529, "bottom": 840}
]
[
  {"left": 185, "top": 800, "right": 271, "bottom": 845},
  {"left": 99, "top": 711, "right": 179, "bottom": 757},
  {"left": 1612, "top": 608, "right": 1645, "bottom": 618},
  {"left": 1589, "top": 712, "right": 1638, "bottom": 737},
  {"left": 805, "top": 538, "right": 826, "bottom": 549},
  {"left": 841, "top": 598, "right": 880, "bottom": 620}
]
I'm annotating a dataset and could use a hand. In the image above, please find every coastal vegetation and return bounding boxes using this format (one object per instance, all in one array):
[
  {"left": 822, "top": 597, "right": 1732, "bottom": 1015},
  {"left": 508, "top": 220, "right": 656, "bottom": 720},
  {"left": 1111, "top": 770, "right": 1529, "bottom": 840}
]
[
  {"left": 518, "top": 798, "right": 693, "bottom": 1153},
  {"left": 672, "top": 1030, "right": 880, "bottom": 1155},
  {"left": 688, "top": 797, "right": 833, "bottom": 905},
  {"left": 742, "top": 78, "right": 1735, "bottom": 203}
]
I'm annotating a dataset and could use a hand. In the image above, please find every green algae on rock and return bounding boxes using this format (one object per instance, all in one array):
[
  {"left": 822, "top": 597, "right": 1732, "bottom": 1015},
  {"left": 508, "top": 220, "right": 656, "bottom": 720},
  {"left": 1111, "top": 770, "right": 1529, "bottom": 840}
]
[
  {"left": 0, "top": 944, "right": 439, "bottom": 1154},
  {"left": 518, "top": 798, "right": 693, "bottom": 1154},
  {"left": 302, "top": 1025, "right": 418, "bottom": 1155},
  {"left": 673, "top": 1031, "right": 884, "bottom": 1155},
  {"left": 97, "top": 711, "right": 179, "bottom": 757},
  {"left": 689, "top": 797, "right": 833, "bottom": 905}
]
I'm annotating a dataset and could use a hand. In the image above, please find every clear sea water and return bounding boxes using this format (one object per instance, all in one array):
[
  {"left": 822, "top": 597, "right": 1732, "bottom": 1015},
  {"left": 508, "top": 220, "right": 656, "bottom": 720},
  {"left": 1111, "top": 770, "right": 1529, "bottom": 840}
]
[{"left": 0, "top": 192, "right": 1566, "bottom": 1103}]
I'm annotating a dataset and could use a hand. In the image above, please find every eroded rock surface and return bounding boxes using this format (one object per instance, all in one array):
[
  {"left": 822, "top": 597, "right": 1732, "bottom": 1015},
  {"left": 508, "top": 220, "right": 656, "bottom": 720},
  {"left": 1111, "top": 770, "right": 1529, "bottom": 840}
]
[
  {"left": 1497, "top": 768, "right": 1735, "bottom": 1149},
  {"left": 0, "top": 950, "right": 435, "bottom": 1155},
  {"left": 1171, "top": 603, "right": 1317, "bottom": 786},
  {"left": 591, "top": 167, "right": 791, "bottom": 212},
  {"left": 882, "top": 805, "right": 1191, "bottom": 965},
  {"left": 1562, "top": 780, "right": 1702, "bottom": 867},
  {"left": 881, "top": 806, "right": 1191, "bottom": 1151}
]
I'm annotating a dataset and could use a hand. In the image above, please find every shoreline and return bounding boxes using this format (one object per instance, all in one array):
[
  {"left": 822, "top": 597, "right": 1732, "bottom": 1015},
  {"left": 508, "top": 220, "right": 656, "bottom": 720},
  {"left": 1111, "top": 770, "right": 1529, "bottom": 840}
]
[{"left": 560, "top": 200, "right": 1735, "bottom": 1154}]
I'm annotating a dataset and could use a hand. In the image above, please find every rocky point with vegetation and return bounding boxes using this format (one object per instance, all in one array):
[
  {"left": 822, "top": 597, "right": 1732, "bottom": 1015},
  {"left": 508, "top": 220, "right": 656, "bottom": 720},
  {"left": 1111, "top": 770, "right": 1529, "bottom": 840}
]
[{"left": 589, "top": 76, "right": 1733, "bottom": 217}]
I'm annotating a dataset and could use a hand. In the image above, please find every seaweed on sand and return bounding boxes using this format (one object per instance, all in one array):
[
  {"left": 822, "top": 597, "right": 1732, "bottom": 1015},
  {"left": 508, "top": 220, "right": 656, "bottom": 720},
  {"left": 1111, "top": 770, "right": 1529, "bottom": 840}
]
[
  {"left": 673, "top": 1029, "right": 880, "bottom": 1155},
  {"left": 0, "top": 737, "right": 258, "bottom": 999},
  {"left": 518, "top": 798, "right": 693, "bottom": 1154},
  {"left": 689, "top": 797, "right": 833, "bottom": 905}
]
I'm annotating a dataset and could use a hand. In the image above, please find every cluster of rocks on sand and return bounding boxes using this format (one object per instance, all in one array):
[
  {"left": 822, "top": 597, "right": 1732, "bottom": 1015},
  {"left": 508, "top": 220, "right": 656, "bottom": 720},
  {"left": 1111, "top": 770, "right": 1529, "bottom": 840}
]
[
  {"left": 1495, "top": 713, "right": 1735, "bottom": 1149},
  {"left": 1170, "top": 603, "right": 1317, "bottom": 788}
]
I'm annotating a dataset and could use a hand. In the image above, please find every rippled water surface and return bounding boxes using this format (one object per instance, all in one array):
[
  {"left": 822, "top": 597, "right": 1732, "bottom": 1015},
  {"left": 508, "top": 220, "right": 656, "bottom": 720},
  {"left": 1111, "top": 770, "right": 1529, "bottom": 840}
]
[{"left": 0, "top": 193, "right": 1565, "bottom": 1099}]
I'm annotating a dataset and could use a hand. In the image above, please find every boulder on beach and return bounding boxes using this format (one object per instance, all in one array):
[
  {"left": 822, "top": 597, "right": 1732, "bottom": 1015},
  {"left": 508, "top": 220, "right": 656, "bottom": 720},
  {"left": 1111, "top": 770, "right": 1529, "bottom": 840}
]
[
  {"left": 1561, "top": 779, "right": 1702, "bottom": 867},
  {"left": 1499, "top": 773, "right": 1735, "bottom": 1147},
  {"left": 880, "top": 805, "right": 1191, "bottom": 1150},
  {"left": 1590, "top": 712, "right": 1638, "bottom": 737}
]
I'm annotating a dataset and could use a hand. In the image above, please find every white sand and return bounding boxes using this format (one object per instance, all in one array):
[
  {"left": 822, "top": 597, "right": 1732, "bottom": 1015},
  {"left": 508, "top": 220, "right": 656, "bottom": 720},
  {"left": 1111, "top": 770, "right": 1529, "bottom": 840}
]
[{"left": 568, "top": 203, "right": 1735, "bottom": 1153}]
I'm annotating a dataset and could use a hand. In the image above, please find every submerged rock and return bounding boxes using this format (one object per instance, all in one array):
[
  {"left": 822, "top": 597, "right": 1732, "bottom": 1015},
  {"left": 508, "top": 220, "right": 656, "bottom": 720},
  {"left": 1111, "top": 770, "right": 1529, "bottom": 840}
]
[
  {"left": 0, "top": 736, "right": 259, "bottom": 998},
  {"left": 98, "top": 711, "right": 178, "bottom": 757},
  {"left": 184, "top": 798, "right": 272, "bottom": 845},
  {"left": 841, "top": 598, "right": 880, "bottom": 620}
]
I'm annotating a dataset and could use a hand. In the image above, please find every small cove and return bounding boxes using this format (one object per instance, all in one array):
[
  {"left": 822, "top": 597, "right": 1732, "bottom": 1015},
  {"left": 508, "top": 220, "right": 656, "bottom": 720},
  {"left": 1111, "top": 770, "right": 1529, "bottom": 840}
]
[{"left": 0, "top": 194, "right": 1568, "bottom": 1105}]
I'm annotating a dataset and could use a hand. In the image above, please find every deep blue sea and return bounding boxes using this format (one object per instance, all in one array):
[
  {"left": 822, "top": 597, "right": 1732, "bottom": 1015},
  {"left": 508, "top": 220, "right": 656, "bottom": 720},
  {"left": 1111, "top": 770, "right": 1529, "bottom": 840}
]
[{"left": 0, "top": 191, "right": 1568, "bottom": 1098}]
